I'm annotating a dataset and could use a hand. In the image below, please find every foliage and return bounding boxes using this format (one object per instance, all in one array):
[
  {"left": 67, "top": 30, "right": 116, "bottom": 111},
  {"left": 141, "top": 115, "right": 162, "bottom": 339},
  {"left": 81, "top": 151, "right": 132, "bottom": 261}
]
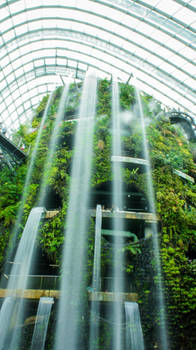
[
  {"left": 144, "top": 117, "right": 196, "bottom": 349},
  {"left": 0, "top": 164, "right": 26, "bottom": 268},
  {"left": 0, "top": 79, "right": 195, "bottom": 349},
  {"left": 119, "top": 82, "right": 135, "bottom": 109}
]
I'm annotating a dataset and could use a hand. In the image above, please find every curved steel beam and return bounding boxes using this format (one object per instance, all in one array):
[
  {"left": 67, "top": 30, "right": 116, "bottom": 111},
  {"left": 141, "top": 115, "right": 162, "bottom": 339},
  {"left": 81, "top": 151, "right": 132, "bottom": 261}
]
[
  {"left": 1, "top": 43, "right": 194, "bottom": 117},
  {"left": 0, "top": 0, "right": 195, "bottom": 131},
  {"left": 1, "top": 2, "right": 195, "bottom": 46},
  {"left": 1, "top": 58, "right": 194, "bottom": 129},
  {"left": 166, "top": 111, "right": 196, "bottom": 141},
  {"left": 104, "top": 0, "right": 196, "bottom": 32},
  {"left": 1, "top": 24, "right": 195, "bottom": 95},
  {"left": 1, "top": 39, "right": 195, "bottom": 110}
]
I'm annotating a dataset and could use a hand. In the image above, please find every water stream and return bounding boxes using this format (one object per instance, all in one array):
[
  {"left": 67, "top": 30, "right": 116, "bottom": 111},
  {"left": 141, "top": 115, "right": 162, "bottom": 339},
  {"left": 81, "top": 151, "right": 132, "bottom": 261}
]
[
  {"left": 89, "top": 204, "right": 102, "bottom": 350},
  {"left": 111, "top": 80, "right": 124, "bottom": 350},
  {"left": 30, "top": 297, "right": 54, "bottom": 350},
  {"left": 0, "top": 77, "right": 171, "bottom": 349},
  {"left": 2, "top": 94, "right": 54, "bottom": 278},
  {"left": 54, "top": 72, "right": 97, "bottom": 350},
  {"left": 38, "top": 83, "right": 70, "bottom": 206},
  {"left": 135, "top": 87, "right": 169, "bottom": 350},
  {"left": 0, "top": 207, "right": 45, "bottom": 350},
  {"left": 125, "top": 302, "right": 145, "bottom": 350}
]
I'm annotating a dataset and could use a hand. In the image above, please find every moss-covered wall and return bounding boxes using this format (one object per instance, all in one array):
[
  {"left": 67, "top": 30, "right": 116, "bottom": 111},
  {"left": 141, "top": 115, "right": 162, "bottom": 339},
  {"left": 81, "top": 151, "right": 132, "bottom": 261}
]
[{"left": 0, "top": 79, "right": 195, "bottom": 349}]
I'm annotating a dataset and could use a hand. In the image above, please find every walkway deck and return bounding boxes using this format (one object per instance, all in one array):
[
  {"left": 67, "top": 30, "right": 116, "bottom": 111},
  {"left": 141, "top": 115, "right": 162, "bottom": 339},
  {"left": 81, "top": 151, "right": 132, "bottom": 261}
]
[
  {"left": 0, "top": 289, "right": 138, "bottom": 302},
  {"left": 90, "top": 209, "right": 158, "bottom": 222},
  {"left": 0, "top": 133, "right": 26, "bottom": 162}
]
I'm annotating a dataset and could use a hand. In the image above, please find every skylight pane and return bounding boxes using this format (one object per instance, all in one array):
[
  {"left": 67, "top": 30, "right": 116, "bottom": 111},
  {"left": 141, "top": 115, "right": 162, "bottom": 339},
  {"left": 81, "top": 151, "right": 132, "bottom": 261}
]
[
  {"left": 1, "top": 17, "right": 13, "bottom": 31},
  {"left": 0, "top": 0, "right": 194, "bottom": 131},
  {"left": 24, "top": 101, "right": 31, "bottom": 109},
  {"left": 156, "top": 1, "right": 182, "bottom": 14},
  {"left": 8, "top": 104, "right": 15, "bottom": 113},
  {"left": 15, "top": 23, "right": 28, "bottom": 35},
  {"left": 15, "top": 67, "right": 23, "bottom": 78},
  {"left": 9, "top": 2, "right": 25, "bottom": 13},
  {"left": 174, "top": 8, "right": 195, "bottom": 24},
  {"left": 0, "top": 8, "right": 9, "bottom": 20},
  {"left": 17, "top": 106, "right": 24, "bottom": 114},
  {"left": 34, "top": 59, "right": 44, "bottom": 67}
]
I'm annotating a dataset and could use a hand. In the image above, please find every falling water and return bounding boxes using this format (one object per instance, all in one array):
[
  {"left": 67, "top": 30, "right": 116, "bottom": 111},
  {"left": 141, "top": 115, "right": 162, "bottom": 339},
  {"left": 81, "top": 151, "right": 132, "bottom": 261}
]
[
  {"left": 38, "top": 83, "right": 70, "bottom": 206},
  {"left": 30, "top": 297, "right": 54, "bottom": 350},
  {"left": 125, "top": 302, "right": 145, "bottom": 350},
  {"left": 111, "top": 80, "right": 124, "bottom": 350},
  {"left": 2, "top": 92, "right": 54, "bottom": 279},
  {"left": 89, "top": 204, "right": 102, "bottom": 350},
  {"left": 54, "top": 72, "right": 97, "bottom": 350},
  {"left": 0, "top": 297, "right": 16, "bottom": 348},
  {"left": 92, "top": 205, "right": 102, "bottom": 292},
  {"left": 135, "top": 87, "right": 169, "bottom": 349},
  {"left": 0, "top": 207, "right": 45, "bottom": 350}
]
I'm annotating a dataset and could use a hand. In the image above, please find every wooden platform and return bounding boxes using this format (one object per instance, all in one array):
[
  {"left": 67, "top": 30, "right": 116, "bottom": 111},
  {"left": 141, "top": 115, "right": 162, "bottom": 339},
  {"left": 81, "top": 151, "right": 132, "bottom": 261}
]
[
  {"left": 90, "top": 209, "right": 158, "bottom": 222},
  {"left": 45, "top": 210, "right": 59, "bottom": 219},
  {"left": 174, "top": 169, "right": 194, "bottom": 183},
  {"left": 0, "top": 133, "right": 26, "bottom": 162},
  {"left": 46, "top": 209, "right": 159, "bottom": 223},
  {"left": 0, "top": 289, "right": 138, "bottom": 302},
  {"left": 111, "top": 155, "right": 149, "bottom": 166},
  {"left": 88, "top": 291, "right": 138, "bottom": 302},
  {"left": 0, "top": 289, "right": 59, "bottom": 299}
]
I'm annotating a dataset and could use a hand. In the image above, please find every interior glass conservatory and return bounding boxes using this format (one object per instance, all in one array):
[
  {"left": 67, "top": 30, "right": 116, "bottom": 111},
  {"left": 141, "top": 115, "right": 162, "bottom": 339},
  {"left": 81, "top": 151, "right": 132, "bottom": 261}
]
[
  {"left": 0, "top": 0, "right": 195, "bottom": 134},
  {"left": 0, "top": 1, "right": 195, "bottom": 350}
]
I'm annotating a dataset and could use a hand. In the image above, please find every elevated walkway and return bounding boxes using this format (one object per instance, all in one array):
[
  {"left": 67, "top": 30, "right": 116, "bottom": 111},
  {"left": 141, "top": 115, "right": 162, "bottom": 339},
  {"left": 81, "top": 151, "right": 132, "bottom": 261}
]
[
  {"left": 173, "top": 169, "right": 194, "bottom": 183},
  {"left": 166, "top": 111, "right": 196, "bottom": 141},
  {"left": 111, "top": 155, "right": 149, "bottom": 166},
  {"left": 45, "top": 209, "right": 158, "bottom": 223},
  {"left": 90, "top": 209, "right": 158, "bottom": 223},
  {"left": 0, "top": 289, "right": 138, "bottom": 302},
  {"left": 0, "top": 133, "right": 26, "bottom": 167}
]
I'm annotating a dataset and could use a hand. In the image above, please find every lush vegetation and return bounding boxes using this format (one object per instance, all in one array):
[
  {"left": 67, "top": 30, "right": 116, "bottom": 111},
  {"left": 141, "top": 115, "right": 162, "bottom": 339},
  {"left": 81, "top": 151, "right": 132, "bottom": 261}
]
[{"left": 0, "top": 79, "right": 195, "bottom": 349}]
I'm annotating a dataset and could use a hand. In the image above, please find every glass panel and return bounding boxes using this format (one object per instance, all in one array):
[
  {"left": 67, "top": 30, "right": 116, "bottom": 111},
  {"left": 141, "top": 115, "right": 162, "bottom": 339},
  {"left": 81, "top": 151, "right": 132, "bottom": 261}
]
[
  {"left": 0, "top": 8, "right": 9, "bottom": 21},
  {"left": 31, "top": 96, "right": 39, "bottom": 105},
  {"left": 28, "top": 20, "right": 40, "bottom": 31},
  {"left": 174, "top": 7, "right": 195, "bottom": 24},
  {"left": 156, "top": 1, "right": 182, "bottom": 14},
  {"left": 8, "top": 104, "right": 15, "bottom": 113},
  {"left": 34, "top": 59, "right": 44, "bottom": 67},
  {"left": 17, "top": 106, "right": 24, "bottom": 114},
  {"left": 15, "top": 23, "right": 28, "bottom": 35},
  {"left": 24, "top": 100, "right": 31, "bottom": 109},
  {"left": 23, "top": 62, "right": 33, "bottom": 72},
  {"left": 1, "top": 17, "right": 13, "bottom": 32},
  {"left": 0, "top": 0, "right": 194, "bottom": 131},
  {"left": 14, "top": 69, "right": 21, "bottom": 78}
]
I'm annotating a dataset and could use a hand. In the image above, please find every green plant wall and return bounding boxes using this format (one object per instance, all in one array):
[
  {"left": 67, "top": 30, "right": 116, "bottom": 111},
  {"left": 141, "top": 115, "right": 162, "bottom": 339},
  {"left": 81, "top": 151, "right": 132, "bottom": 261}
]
[{"left": 0, "top": 79, "right": 195, "bottom": 349}]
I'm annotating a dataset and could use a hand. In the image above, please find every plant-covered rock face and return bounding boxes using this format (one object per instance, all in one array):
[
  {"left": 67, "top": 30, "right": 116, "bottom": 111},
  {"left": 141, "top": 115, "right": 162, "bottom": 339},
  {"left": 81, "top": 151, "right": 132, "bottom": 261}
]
[{"left": 0, "top": 79, "right": 195, "bottom": 349}]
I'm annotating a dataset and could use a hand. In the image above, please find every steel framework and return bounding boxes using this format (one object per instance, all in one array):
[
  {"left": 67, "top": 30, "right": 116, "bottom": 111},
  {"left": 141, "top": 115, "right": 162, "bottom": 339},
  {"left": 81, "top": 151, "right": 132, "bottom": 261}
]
[{"left": 0, "top": 0, "right": 195, "bottom": 135}]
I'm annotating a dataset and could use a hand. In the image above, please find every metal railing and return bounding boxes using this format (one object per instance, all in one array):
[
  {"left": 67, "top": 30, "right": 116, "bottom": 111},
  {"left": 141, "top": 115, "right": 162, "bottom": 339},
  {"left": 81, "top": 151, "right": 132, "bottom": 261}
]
[
  {"left": 1, "top": 275, "right": 149, "bottom": 293},
  {"left": 1, "top": 274, "right": 60, "bottom": 290}
]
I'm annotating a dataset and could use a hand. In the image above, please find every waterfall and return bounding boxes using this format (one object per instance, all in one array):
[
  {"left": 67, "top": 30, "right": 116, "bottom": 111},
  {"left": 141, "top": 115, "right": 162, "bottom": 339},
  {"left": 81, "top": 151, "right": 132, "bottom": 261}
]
[
  {"left": 92, "top": 205, "right": 102, "bottom": 292},
  {"left": 38, "top": 83, "right": 70, "bottom": 206},
  {"left": 30, "top": 297, "right": 54, "bottom": 350},
  {"left": 54, "top": 72, "right": 97, "bottom": 350},
  {"left": 111, "top": 80, "right": 124, "bottom": 350},
  {"left": 0, "top": 77, "right": 171, "bottom": 349},
  {"left": 89, "top": 204, "right": 102, "bottom": 350},
  {"left": 1, "top": 93, "right": 54, "bottom": 279},
  {"left": 125, "top": 302, "right": 145, "bottom": 350},
  {"left": 135, "top": 88, "right": 169, "bottom": 349},
  {"left": 0, "top": 207, "right": 45, "bottom": 350}
]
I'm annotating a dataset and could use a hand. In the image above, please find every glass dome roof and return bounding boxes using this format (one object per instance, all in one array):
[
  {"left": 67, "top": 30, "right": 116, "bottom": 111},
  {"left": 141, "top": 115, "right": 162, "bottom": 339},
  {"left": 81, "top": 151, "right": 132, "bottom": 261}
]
[{"left": 0, "top": 0, "right": 195, "bottom": 134}]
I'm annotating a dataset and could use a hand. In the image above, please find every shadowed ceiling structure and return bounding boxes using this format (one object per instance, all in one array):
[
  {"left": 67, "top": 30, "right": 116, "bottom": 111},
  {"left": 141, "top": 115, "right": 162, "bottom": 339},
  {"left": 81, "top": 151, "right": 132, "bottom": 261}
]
[{"left": 0, "top": 0, "right": 195, "bottom": 135}]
